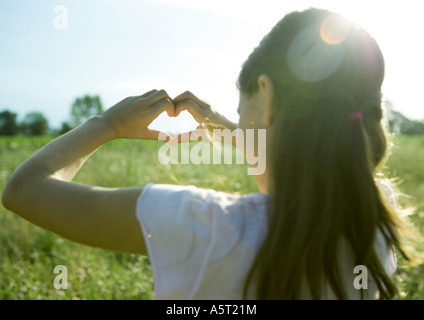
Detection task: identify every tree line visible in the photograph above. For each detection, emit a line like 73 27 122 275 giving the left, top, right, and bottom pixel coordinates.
0 95 103 136
0 97 423 136
384 100 424 136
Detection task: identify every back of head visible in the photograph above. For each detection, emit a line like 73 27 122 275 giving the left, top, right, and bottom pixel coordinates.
238 8 410 299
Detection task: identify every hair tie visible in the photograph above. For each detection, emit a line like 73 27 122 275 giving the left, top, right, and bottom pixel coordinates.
350 112 363 120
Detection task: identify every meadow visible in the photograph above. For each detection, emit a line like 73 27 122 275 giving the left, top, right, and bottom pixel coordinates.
0 134 423 299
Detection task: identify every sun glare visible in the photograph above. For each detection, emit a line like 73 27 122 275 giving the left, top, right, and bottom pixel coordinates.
322 3 383 43
320 14 351 45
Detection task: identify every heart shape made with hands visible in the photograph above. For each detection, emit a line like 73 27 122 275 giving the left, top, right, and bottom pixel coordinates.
149 109 203 144
148 91 224 144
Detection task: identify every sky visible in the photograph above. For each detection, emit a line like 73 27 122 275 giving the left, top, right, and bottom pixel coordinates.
1 0 423 134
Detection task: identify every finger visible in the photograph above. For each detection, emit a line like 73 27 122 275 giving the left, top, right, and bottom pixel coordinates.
150 98 175 117
174 99 195 117
128 90 157 100
146 89 172 104
174 99 203 122
173 91 193 104
145 128 172 142
140 89 158 98
173 91 210 109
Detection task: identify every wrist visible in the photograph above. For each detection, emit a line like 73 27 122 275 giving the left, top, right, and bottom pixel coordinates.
87 116 118 142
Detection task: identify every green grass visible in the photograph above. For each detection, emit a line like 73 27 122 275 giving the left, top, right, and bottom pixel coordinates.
0 137 257 300
382 135 424 299
0 134 423 299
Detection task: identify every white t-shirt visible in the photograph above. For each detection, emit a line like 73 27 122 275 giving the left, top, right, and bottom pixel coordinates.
135 182 397 300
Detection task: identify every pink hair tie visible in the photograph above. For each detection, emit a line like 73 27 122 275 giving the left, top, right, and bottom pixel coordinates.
350 112 363 120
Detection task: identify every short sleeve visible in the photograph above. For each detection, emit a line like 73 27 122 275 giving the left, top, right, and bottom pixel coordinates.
135 183 268 300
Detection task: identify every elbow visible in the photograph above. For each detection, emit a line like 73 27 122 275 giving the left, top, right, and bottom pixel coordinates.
2 180 15 210
2 183 12 210
2 175 23 211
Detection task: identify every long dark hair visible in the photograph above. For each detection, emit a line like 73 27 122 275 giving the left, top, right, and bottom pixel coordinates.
237 8 411 299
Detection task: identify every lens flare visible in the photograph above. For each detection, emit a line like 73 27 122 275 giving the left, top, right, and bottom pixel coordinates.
320 14 352 45
287 14 353 83
287 24 347 83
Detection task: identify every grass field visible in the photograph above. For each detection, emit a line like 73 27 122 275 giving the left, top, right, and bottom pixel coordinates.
0 134 423 299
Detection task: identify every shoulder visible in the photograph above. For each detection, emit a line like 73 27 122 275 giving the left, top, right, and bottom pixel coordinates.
136 183 268 220
136 183 269 245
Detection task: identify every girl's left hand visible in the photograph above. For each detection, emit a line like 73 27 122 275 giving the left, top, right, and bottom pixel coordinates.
100 89 175 140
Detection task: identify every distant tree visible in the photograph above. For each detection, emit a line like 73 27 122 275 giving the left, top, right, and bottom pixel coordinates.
0 110 19 136
70 95 103 127
403 119 424 135
59 121 72 135
387 110 424 135
385 100 424 135
21 112 49 136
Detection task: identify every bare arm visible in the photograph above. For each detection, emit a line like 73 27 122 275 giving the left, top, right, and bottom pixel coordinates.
1 89 174 255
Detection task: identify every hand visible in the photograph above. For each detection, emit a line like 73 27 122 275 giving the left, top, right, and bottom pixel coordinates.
172 91 238 143
100 90 175 140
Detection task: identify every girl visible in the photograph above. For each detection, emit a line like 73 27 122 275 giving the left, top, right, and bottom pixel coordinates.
2 8 412 299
